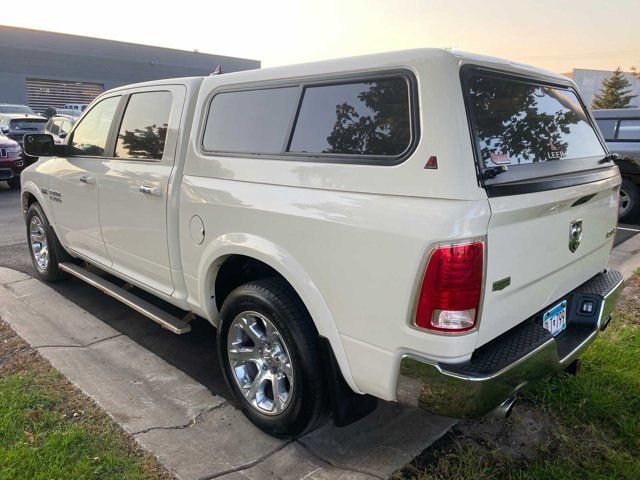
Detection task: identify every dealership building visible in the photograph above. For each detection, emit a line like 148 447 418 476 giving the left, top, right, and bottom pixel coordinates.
0 25 260 112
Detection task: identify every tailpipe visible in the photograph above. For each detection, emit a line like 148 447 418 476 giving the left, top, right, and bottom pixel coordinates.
490 396 517 419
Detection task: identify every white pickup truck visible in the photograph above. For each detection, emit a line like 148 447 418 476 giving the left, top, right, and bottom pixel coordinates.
20 48 624 438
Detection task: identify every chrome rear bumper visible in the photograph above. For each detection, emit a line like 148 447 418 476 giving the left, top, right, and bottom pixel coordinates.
396 269 625 418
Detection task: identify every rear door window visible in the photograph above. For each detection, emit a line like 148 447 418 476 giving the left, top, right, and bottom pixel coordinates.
49 120 60 135
465 71 605 170
114 91 173 160
288 78 411 156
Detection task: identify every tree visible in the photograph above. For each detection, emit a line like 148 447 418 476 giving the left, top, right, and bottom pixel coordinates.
591 68 636 109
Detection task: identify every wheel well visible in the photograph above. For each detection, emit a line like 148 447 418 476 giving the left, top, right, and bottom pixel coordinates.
22 192 38 213
213 254 377 427
214 255 283 311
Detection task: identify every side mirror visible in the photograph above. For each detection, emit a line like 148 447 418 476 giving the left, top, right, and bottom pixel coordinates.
0 125 9 134
23 133 58 157
59 131 67 139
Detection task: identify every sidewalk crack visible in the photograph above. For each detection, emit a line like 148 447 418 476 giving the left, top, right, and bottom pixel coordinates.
3 277 32 286
35 333 123 349
131 401 229 436
198 440 294 480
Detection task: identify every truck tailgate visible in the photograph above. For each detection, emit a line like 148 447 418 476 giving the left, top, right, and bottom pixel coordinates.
477 176 619 346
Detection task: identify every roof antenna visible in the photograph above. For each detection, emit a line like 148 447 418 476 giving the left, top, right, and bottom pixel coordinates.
210 65 222 76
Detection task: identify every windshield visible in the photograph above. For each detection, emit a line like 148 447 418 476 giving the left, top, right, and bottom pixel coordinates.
1 105 34 114
465 72 605 169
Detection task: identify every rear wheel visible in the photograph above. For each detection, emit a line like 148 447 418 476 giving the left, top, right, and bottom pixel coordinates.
217 277 328 438
26 203 69 282
619 178 640 222
7 177 20 190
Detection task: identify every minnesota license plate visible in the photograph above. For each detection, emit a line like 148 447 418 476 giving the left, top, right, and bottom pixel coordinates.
543 300 567 336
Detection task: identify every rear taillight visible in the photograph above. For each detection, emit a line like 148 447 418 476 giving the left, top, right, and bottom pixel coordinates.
414 241 484 333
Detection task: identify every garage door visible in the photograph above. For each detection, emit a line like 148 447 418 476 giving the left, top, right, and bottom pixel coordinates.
26 78 104 113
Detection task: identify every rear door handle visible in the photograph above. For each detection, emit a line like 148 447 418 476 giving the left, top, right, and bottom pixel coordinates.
79 175 96 185
139 185 162 197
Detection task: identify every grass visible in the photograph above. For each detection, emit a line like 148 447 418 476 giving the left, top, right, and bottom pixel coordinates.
0 320 173 480
397 270 640 480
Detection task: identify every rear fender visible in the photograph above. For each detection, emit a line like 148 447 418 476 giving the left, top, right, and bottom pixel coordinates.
197 232 361 393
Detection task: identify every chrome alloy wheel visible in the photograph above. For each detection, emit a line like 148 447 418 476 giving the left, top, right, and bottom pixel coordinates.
29 216 49 270
619 188 630 216
227 311 294 415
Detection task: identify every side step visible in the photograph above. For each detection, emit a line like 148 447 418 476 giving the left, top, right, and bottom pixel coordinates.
58 262 191 334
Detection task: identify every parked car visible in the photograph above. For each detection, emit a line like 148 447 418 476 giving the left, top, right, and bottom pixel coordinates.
593 108 640 221
43 107 82 119
0 113 47 145
0 133 24 189
0 103 36 115
20 49 624 438
44 115 76 144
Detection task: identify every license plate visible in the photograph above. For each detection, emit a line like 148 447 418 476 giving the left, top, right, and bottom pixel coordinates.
543 300 567 336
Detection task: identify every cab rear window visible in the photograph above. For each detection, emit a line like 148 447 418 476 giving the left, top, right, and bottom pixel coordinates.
465 71 605 168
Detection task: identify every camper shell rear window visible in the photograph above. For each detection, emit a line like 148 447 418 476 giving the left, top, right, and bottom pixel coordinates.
461 66 611 195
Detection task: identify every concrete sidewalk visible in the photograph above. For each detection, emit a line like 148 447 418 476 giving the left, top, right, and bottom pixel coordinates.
0 267 455 480
608 229 640 280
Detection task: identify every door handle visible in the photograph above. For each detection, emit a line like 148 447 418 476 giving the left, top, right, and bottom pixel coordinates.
139 185 162 197
79 175 96 185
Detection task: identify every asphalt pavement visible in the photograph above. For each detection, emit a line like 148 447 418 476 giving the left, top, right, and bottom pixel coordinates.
0 183 228 398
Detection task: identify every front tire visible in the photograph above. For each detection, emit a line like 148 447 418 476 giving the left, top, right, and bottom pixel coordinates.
26 203 68 282
217 277 328 438
619 178 640 222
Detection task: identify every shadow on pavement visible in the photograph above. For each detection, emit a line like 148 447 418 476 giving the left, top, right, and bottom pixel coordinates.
0 241 230 400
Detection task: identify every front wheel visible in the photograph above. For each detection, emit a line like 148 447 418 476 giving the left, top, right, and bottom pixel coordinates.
217 277 328 438
26 202 68 282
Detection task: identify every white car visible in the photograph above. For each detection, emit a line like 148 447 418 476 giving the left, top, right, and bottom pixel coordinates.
43 115 76 144
20 48 624 437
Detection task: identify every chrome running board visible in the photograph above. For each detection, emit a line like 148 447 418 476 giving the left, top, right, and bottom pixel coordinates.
58 262 191 334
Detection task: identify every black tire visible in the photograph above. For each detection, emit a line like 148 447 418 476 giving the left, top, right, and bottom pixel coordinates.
619 178 640 223
7 177 20 190
26 202 69 282
217 277 328 438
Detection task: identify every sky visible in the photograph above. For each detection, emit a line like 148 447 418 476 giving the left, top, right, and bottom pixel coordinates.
3 0 639 73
